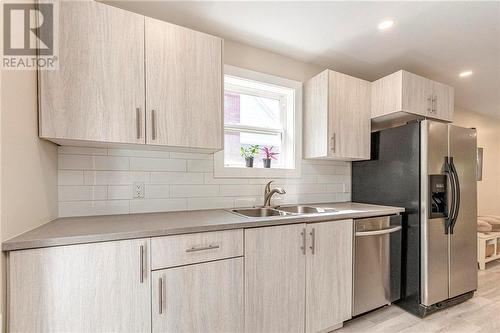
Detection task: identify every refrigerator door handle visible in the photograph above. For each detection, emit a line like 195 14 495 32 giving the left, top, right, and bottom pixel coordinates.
449 159 461 234
444 157 457 234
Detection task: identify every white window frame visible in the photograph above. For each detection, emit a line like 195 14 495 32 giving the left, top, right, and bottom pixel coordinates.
214 65 302 178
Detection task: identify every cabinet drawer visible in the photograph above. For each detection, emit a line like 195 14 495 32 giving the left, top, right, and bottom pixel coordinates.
151 229 243 269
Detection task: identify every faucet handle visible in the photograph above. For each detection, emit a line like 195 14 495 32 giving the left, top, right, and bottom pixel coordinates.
264 180 274 193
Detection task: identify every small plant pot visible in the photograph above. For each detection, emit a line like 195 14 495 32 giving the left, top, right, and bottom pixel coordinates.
245 157 254 168
263 158 271 168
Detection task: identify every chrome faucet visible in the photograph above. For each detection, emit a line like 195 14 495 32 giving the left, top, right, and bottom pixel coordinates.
263 181 286 207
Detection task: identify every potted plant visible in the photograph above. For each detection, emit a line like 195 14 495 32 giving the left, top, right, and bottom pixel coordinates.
261 146 279 168
240 144 260 167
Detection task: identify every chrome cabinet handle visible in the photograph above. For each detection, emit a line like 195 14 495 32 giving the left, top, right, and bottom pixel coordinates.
432 95 437 114
151 109 157 140
309 228 316 255
355 226 402 237
140 245 144 283
330 133 336 153
158 277 163 315
136 107 142 139
301 228 306 255
427 96 432 112
185 244 220 253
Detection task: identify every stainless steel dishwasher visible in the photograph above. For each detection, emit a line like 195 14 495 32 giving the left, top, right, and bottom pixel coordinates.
353 215 402 316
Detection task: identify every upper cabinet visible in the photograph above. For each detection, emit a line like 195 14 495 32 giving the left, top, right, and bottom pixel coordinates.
371 70 454 124
39 2 223 151
304 70 371 161
145 18 223 150
39 1 145 145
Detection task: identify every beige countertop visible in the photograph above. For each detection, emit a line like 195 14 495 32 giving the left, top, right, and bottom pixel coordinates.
2 202 404 251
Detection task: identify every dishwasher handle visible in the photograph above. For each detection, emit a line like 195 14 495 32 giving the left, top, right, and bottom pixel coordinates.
355 226 402 237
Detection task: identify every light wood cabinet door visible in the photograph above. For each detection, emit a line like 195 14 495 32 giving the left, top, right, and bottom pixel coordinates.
39 1 145 144
245 224 306 333
328 71 371 160
145 17 223 150
152 258 243 333
305 220 353 333
304 69 371 161
432 81 454 121
9 239 151 333
401 71 433 117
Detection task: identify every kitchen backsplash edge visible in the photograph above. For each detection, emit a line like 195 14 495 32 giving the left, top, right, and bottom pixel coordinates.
57 146 352 217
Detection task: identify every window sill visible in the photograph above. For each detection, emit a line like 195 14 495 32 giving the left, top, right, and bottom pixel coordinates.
213 152 301 179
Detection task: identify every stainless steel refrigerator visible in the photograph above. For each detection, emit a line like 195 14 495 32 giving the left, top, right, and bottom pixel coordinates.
352 119 477 317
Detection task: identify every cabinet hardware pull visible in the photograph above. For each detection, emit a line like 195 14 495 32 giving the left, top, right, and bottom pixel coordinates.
432 95 437 113
136 107 142 139
427 96 432 112
310 228 316 254
140 245 144 283
158 277 163 315
301 228 306 255
331 133 336 153
185 244 220 253
151 109 157 140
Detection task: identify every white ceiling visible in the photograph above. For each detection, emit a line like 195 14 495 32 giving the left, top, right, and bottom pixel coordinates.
107 1 500 119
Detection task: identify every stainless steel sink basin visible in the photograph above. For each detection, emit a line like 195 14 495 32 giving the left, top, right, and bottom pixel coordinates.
276 205 338 214
231 208 290 218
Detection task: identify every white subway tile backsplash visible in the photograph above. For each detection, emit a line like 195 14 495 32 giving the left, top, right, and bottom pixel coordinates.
170 152 212 160
59 186 107 201
59 155 94 170
93 156 129 170
59 170 84 185
187 197 234 210
108 148 171 158
203 174 248 185
130 157 186 172
219 184 261 196
57 147 351 217
151 172 204 184
59 200 129 217
187 159 213 172
108 185 133 200
84 171 149 185
144 184 170 199
171 185 219 198
58 146 107 156
130 198 187 213
234 196 263 208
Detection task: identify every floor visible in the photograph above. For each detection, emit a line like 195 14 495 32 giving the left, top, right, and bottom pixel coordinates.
339 260 500 333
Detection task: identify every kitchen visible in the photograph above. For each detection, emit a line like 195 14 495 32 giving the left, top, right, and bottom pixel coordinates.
1 1 499 333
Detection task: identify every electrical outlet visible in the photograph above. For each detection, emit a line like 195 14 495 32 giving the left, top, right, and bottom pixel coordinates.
133 183 145 199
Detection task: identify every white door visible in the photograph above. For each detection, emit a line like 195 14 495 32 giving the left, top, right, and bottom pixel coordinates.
245 224 306 333
9 239 151 332
152 258 243 332
145 17 223 150
306 220 353 333
39 1 145 144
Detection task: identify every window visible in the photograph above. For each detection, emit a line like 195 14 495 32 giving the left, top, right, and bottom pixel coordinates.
214 65 302 178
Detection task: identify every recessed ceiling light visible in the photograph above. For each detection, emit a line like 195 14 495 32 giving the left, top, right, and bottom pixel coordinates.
378 20 395 30
459 70 473 77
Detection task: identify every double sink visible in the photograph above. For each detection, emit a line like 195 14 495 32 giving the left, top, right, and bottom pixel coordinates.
231 205 338 218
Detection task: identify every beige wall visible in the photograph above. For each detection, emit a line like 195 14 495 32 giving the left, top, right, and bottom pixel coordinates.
224 39 322 82
454 107 500 216
0 69 59 330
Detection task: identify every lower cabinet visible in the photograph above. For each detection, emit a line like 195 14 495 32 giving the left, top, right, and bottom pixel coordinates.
245 224 307 333
305 220 353 333
245 220 353 333
152 258 244 333
8 238 151 333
